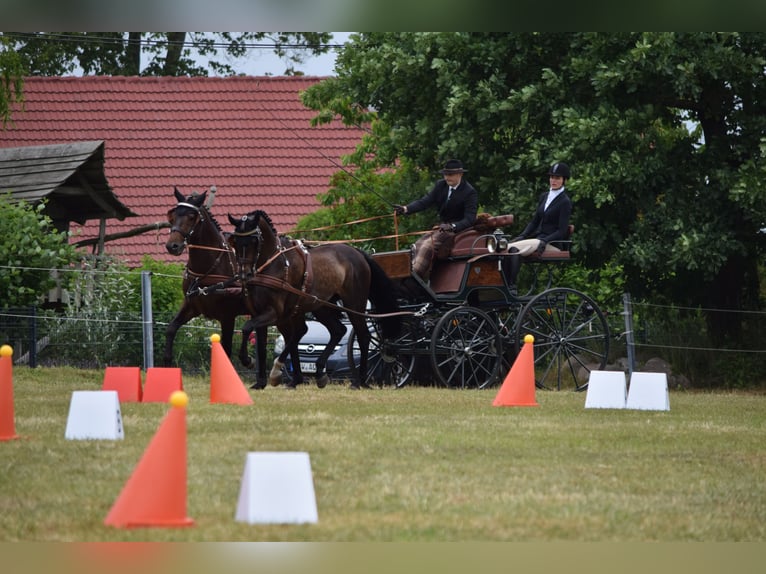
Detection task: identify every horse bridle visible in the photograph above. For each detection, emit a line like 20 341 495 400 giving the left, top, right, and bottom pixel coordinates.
169 201 204 243
231 216 264 278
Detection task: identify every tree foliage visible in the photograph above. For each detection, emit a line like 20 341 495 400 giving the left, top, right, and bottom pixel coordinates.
0 32 333 77
0 35 24 127
301 32 766 342
0 197 79 308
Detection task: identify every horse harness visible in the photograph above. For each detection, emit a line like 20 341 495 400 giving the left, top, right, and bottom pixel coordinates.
170 200 241 297
231 228 414 321
233 226 315 318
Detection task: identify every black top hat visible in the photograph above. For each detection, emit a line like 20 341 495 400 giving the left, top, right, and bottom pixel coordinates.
439 159 467 174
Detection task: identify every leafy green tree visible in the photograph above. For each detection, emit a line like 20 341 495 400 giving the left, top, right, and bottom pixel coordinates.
0 196 79 307
302 32 766 342
0 32 333 77
0 35 24 127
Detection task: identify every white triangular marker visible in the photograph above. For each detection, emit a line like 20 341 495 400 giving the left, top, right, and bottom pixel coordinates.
585 370 627 409
627 372 670 411
235 452 318 524
65 390 124 440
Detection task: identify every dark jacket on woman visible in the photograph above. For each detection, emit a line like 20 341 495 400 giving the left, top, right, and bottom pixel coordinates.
518 190 572 247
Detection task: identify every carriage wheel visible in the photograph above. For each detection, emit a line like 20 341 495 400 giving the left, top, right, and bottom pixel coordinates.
430 306 503 389
347 321 416 389
513 287 609 391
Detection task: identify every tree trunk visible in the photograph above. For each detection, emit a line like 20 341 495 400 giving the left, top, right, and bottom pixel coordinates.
163 33 186 76
124 32 141 75
706 254 747 345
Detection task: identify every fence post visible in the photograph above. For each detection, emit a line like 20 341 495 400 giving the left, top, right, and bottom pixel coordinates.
623 292 635 377
141 271 154 370
29 306 37 368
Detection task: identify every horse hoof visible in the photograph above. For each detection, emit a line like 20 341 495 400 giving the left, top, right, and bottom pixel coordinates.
250 381 266 390
316 374 330 389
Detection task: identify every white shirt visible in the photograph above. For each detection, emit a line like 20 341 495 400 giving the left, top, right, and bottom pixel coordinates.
544 186 565 211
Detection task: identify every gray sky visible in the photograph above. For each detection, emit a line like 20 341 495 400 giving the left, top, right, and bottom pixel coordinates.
235 32 351 77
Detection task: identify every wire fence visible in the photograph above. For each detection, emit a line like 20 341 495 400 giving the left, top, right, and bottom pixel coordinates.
1 264 765 388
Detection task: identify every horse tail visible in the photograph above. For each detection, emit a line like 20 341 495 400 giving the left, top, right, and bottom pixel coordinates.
360 251 401 339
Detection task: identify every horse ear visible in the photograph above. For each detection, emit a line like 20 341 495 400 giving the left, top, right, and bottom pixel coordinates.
173 187 184 202
228 213 239 227
192 190 207 206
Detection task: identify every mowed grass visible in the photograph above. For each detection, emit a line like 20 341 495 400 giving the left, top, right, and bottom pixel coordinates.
1 366 764 542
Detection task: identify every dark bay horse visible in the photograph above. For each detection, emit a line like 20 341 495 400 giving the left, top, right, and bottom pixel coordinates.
228 210 401 389
165 188 268 388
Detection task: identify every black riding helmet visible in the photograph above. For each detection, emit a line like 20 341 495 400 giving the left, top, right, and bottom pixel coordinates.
549 162 570 179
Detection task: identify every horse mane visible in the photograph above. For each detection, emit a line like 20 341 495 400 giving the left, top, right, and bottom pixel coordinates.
245 209 278 236
203 205 225 235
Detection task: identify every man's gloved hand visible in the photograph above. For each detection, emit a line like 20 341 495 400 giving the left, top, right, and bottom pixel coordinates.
438 223 454 232
536 240 547 254
393 204 406 216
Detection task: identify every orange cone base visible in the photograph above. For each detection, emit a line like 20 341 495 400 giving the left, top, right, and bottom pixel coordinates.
111 517 195 529
493 341 539 407
210 341 253 405
1 354 19 440
102 366 143 402
142 368 183 403
104 407 193 529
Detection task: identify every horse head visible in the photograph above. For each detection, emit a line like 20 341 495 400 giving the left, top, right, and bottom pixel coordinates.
228 211 266 275
166 187 208 255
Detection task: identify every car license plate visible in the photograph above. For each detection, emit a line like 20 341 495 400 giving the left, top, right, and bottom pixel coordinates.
300 362 317 373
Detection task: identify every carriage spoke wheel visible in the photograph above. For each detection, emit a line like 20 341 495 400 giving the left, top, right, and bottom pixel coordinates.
430 306 503 389
348 321 416 389
513 287 609 391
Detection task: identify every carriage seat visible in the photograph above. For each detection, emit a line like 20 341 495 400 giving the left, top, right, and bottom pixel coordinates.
448 214 515 258
528 225 574 261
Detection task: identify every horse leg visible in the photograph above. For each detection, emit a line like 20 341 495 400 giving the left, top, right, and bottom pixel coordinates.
219 316 236 359
163 302 198 367
349 315 372 390
269 326 300 387
242 320 269 390
313 309 346 389
238 318 255 370
253 326 269 389
269 321 307 389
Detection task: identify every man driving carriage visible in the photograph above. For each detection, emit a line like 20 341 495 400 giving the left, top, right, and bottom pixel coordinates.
394 159 478 281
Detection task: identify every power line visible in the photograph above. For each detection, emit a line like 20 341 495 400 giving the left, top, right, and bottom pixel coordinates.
2 32 346 52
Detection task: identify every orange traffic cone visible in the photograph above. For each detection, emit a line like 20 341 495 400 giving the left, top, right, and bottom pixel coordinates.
104 391 194 528
493 334 539 407
0 344 20 441
209 334 253 405
102 366 143 402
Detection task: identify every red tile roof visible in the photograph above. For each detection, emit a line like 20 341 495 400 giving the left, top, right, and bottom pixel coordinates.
0 76 364 264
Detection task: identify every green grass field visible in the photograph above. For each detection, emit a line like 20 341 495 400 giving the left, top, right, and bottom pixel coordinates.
1 366 764 542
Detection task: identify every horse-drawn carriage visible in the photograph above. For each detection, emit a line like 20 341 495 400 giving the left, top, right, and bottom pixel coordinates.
352 214 611 391
165 189 609 391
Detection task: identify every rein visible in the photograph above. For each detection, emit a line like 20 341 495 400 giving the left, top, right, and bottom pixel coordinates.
243 273 415 320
